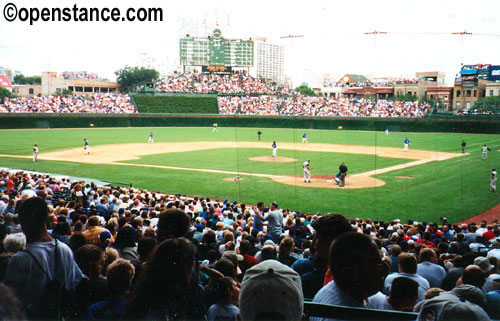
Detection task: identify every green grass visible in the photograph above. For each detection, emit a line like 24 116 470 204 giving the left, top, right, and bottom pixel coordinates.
0 127 499 223
121 148 411 175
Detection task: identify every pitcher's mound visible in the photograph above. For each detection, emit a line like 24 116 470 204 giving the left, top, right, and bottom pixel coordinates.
249 156 297 163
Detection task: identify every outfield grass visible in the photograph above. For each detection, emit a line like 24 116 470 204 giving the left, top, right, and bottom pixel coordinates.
0 127 498 223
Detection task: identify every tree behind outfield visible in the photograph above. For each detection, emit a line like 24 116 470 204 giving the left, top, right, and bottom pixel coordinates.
0 87 15 102
474 96 500 111
13 74 41 85
115 67 159 92
295 85 316 96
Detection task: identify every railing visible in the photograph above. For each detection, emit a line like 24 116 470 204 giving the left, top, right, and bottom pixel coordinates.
304 302 418 321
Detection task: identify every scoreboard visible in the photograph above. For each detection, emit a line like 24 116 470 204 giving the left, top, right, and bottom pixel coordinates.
180 29 254 67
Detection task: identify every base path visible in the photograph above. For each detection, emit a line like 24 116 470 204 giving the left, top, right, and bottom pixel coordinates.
456 203 500 225
0 141 464 189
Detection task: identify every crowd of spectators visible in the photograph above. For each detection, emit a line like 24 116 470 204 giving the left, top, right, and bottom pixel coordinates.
0 94 136 113
457 109 500 116
322 78 418 88
155 71 288 95
0 169 499 320
61 71 108 82
218 96 432 117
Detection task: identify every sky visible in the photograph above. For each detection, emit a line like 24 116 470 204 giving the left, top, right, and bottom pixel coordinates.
1 0 499 86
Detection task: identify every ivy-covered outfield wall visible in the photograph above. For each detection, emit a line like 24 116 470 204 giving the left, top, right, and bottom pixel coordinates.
0 113 499 134
131 94 219 114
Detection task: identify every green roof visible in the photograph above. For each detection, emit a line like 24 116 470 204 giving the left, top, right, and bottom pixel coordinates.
347 74 370 83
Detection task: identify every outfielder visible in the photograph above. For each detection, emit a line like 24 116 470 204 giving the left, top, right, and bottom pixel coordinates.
303 160 312 183
385 127 389 135
213 123 218 132
33 144 38 163
482 144 491 160
272 141 277 157
404 138 410 151
84 138 89 155
302 133 308 144
148 132 154 143
492 168 497 192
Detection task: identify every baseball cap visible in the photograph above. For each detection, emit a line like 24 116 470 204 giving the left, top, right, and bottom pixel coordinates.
264 239 275 247
474 256 494 273
99 231 112 242
239 260 303 321
222 250 243 263
418 293 490 321
449 285 487 309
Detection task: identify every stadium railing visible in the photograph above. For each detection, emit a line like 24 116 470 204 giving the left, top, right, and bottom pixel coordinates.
303 302 418 321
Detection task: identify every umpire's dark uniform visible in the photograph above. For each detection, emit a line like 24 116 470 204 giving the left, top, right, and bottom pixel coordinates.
339 163 348 187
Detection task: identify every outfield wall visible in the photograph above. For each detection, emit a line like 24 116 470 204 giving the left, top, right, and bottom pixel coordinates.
0 114 499 133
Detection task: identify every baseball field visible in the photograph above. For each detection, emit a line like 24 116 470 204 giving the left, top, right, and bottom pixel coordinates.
0 126 498 223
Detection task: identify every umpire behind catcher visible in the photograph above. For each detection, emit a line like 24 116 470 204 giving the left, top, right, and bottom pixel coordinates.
338 162 348 187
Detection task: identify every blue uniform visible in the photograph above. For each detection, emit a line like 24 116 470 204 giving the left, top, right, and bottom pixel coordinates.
404 138 410 151
302 133 308 143
84 139 89 154
272 141 277 157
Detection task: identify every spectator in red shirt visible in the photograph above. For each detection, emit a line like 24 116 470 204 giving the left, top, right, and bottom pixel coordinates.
238 240 258 274
482 226 496 241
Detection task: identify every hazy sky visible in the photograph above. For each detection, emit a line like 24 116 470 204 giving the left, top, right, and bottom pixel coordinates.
1 0 499 86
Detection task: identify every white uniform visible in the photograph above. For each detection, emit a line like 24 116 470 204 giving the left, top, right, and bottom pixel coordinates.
148 133 154 143
385 128 389 135
302 134 308 144
33 146 38 162
482 145 489 160
272 142 277 157
492 170 497 192
303 161 311 182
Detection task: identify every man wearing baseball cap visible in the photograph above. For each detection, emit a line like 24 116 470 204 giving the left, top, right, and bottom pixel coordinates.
239 260 304 321
473 256 497 293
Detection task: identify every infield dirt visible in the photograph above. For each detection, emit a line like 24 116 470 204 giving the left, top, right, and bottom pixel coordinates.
0 141 464 189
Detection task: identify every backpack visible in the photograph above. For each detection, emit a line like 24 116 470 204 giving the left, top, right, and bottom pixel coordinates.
23 240 76 320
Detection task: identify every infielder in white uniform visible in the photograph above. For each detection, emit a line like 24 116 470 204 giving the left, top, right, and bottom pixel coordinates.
33 144 38 163
492 168 497 192
272 141 277 157
302 133 308 144
303 160 312 183
148 132 154 143
482 144 491 160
